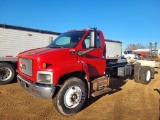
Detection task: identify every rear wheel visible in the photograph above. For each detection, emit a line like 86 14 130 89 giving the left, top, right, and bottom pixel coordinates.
134 64 141 83
0 62 15 85
139 66 152 84
53 77 87 116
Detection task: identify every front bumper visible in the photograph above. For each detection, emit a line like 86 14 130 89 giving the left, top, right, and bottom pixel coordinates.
17 74 56 99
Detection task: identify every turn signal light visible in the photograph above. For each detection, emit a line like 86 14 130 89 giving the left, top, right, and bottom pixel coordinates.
42 63 52 69
42 63 47 69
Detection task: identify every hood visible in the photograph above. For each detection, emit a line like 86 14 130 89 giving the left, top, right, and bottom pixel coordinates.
19 47 57 56
18 47 78 66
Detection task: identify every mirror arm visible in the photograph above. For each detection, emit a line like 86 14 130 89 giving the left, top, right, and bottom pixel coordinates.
78 48 94 56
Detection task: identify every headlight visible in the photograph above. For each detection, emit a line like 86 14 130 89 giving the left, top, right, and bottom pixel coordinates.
37 71 53 84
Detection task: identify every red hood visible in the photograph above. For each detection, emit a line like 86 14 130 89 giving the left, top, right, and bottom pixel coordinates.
19 47 58 56
18 47 78 83
18 47 78 65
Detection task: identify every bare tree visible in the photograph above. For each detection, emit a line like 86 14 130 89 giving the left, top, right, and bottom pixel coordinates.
125 44 136 50
136 44 146 49
125 43 148 50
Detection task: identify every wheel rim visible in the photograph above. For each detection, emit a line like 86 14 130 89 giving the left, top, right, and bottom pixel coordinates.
64 86 82 109
146 70 151 81
0 67 12 81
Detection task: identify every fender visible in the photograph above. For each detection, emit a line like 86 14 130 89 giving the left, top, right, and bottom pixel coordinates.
81 61 90 82
81 61 91 98
53 61 91 98
53 61 84 85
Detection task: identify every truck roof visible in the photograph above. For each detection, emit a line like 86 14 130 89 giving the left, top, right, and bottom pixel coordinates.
0 24 61 35
68 29 122 44
134 49 150 52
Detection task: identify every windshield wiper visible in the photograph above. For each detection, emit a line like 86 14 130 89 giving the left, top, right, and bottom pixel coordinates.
48 45 64 48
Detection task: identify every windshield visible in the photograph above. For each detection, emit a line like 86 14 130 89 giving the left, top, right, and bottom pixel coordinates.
127 51 133 54
48 31 85 48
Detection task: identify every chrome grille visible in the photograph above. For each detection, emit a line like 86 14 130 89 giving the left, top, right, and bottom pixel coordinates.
20 58 33 77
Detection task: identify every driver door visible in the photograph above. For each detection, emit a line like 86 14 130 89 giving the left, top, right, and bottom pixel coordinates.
80 32 106 77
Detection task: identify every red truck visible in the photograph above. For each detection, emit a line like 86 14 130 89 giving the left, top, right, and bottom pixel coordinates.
17 28 154 116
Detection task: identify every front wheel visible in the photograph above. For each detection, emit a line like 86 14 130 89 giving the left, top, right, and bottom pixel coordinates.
53 77 87 116
0 62 15 85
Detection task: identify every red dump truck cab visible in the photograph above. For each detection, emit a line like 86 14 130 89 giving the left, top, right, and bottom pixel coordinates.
17 28 106 100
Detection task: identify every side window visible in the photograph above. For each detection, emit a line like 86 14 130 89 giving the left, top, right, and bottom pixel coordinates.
96 35 101 48
82 32 101 49
83 35 90 48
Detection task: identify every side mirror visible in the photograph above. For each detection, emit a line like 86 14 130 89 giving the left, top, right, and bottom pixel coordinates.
124 51 127 54
90 30 97 48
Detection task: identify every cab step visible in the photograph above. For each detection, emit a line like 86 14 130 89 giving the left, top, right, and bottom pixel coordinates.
91 76 112 97
91 87 112 97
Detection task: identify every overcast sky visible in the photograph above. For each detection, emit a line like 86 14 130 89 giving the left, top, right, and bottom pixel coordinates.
0 0 160 49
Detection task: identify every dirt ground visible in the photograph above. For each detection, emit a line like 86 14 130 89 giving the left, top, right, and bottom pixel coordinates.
1 68 160 120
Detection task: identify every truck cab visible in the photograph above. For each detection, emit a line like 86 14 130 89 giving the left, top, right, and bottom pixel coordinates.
17 28 106 84
122 50 139 59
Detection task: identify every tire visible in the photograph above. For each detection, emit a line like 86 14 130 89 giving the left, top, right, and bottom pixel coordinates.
134 64 141 83
0 62 15 85
53 77 87 116
151 67 154 79
139 66 152 84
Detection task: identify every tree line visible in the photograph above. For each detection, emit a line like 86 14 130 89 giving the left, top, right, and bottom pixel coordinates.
125 44 149 51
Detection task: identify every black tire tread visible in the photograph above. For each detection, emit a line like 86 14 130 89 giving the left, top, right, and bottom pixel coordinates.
139 66 151 84
134 64 141 83
0 62 15 85
53 77 87 116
